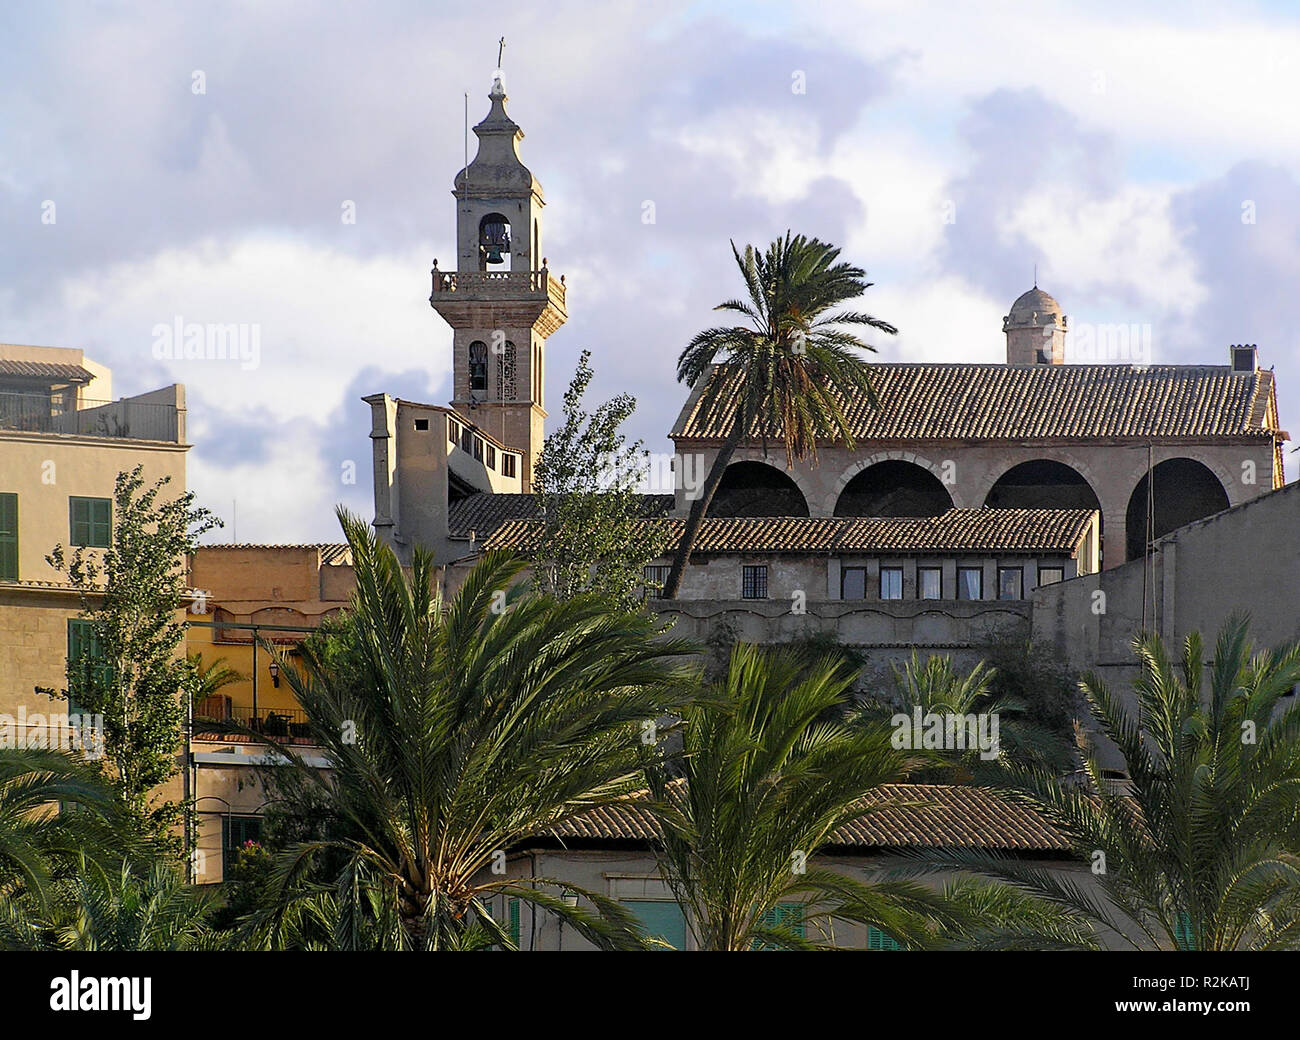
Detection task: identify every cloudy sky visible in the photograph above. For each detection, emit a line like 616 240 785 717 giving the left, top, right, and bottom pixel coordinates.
4 0 1298 542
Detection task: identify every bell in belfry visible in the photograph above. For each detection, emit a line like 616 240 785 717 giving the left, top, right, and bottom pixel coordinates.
480 214 511 265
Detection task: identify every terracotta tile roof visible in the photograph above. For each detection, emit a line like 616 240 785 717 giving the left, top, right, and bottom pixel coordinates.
448 492 675 540
0 359 94 382
548 783 1067 852
193 544 353 565
482 508 1096 555
671 363 1282 442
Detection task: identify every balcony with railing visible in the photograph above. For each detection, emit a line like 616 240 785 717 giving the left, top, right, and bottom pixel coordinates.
429 265 566 311
0 391 184 443
194 697 316 744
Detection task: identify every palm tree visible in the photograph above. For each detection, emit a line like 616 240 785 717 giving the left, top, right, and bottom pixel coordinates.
958 617 1300 950
647 643 971 950
0 748 136 949
185 652 243 709
877 651 1068 774
661 232 895 598
53 860 223 951
246 509 693 950
0 750 123 893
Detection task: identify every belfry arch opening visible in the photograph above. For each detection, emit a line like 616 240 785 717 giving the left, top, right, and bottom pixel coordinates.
985 460 1100 511
478 213 512 270
1125 458 1229 561
834 460 954 517
711 461 809 517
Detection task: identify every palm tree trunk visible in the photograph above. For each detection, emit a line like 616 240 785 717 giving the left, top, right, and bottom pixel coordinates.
660 424 743 599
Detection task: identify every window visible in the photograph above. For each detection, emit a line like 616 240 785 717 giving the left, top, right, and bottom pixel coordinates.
460 427 474 453
957 567 983 601
754 903 805 950
0 493 16 581
879 566 903 600
413 417 429 432
66 618 104 714
485 444 496 470
625 900 686 950
221 814 264 874
742 565 768 600
469 341 488 392
997 567 1023 600
502 454 517 479
642 565 671 597
1037 566 1064 587
508 897 521 947
472 436 484 463
69 497 111 548
448 417 460 442
918 566 942 600
841 566 867 600
480 895 523 949
867 925 902 951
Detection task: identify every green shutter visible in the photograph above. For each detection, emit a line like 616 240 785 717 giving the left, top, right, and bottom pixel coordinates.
0 493 16 580
753 903 806 949
66 618 105 716
627 900 686 950
91 498 111 546
70 497 88 546
508 897 521 948
1174 912 1197 951
867 925 902 950
69 497 111 548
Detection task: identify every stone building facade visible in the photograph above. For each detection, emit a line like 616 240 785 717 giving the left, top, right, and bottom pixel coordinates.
0 344 188 738
374 80 1291 686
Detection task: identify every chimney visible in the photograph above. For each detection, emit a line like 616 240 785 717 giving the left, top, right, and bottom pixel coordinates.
1230 344 1258 375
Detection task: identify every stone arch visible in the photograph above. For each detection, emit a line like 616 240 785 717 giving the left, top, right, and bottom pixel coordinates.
711 460 810 517
1124 457 1230 561
984 458 1102 512
834 459 955 517
832 452 965 510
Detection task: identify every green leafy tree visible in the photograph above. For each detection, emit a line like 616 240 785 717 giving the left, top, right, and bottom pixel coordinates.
957 617 1300 950
662 232 895 598
245 509 693 950
44 465 221 849
531 349 669 610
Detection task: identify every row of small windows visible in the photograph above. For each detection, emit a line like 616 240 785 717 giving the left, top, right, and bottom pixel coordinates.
440 418 518 479
843 564 1064 602
0 493 112 581
640 562 1067 601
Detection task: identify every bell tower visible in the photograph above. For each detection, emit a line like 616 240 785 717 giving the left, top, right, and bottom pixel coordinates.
430 69 566 491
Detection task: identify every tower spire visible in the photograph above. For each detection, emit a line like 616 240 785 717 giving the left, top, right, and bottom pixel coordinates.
433 70 566 492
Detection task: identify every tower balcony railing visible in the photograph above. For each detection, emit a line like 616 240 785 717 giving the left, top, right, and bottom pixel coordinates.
429 265 566 311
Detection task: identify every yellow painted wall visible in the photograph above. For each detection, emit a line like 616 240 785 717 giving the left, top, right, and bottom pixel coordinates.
0 431 187 583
